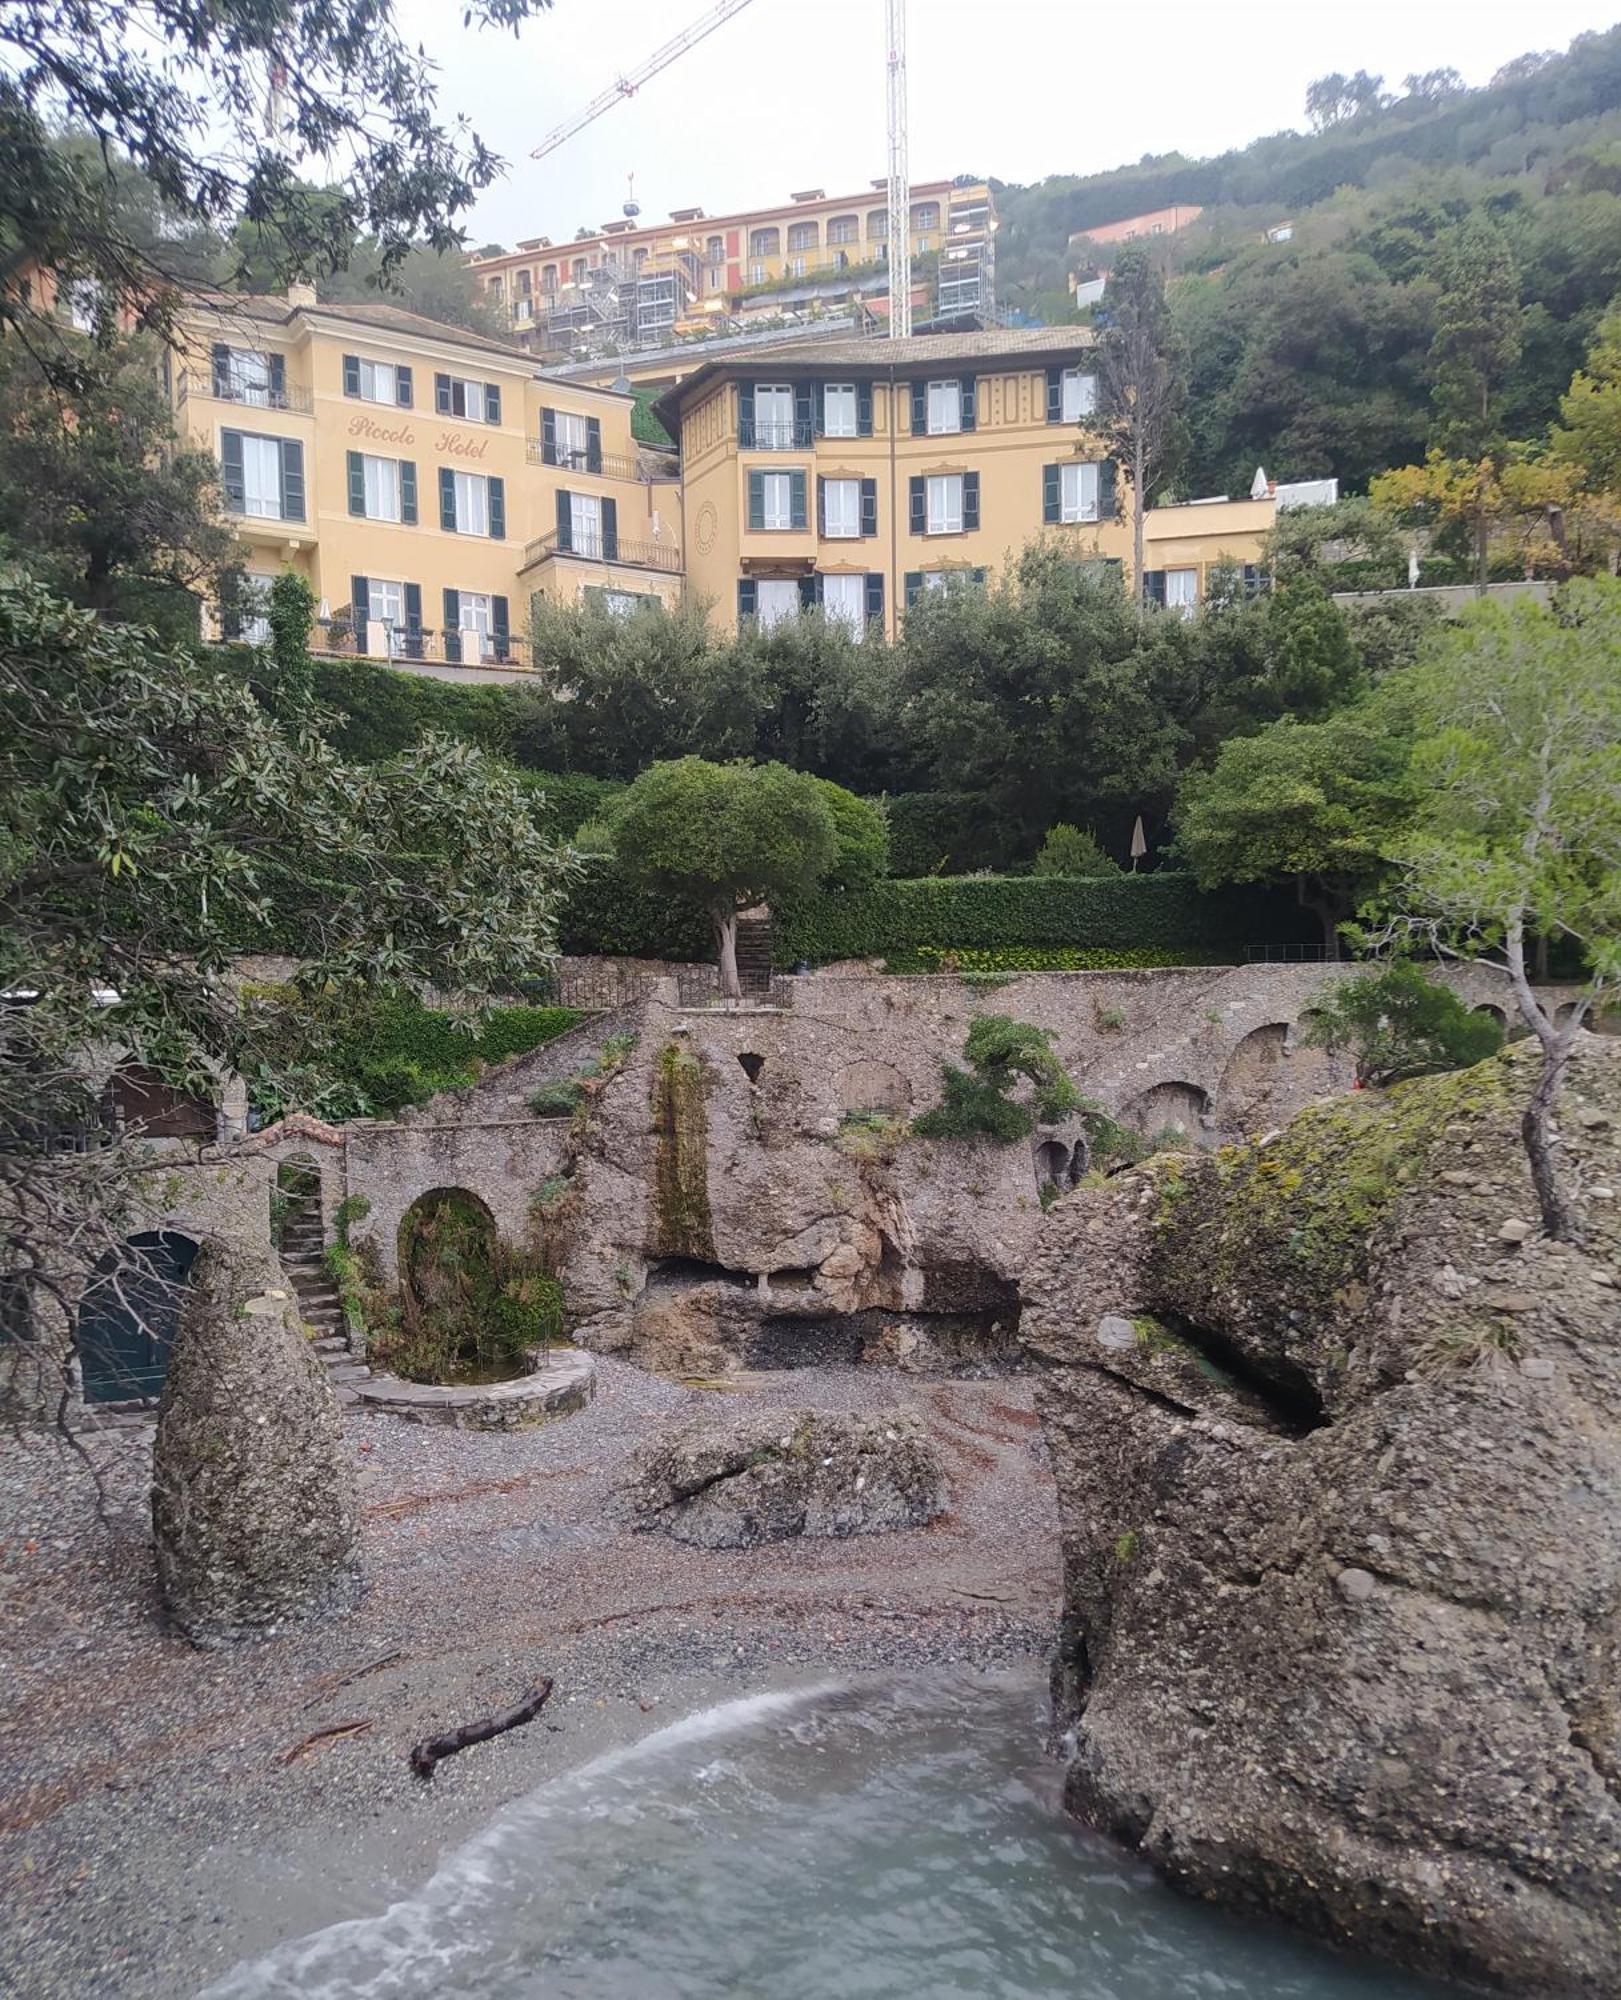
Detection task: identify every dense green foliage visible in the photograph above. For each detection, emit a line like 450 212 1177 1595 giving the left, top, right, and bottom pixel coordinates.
913 1015 1082 1141
882 945 1192 975
389 1189 561 1384
1302 962 1504 1085
775 872 1313 969
816 781 890 891
1032 825 1120 877
316 998 582 1118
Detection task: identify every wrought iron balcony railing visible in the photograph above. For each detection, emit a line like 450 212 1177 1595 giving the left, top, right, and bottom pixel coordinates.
178 371 313 415
526 441 644 480
311 619 530 669
738 417 814 450
522 529 682 575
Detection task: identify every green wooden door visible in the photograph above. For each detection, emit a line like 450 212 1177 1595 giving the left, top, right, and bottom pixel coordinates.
78 1231 198 1403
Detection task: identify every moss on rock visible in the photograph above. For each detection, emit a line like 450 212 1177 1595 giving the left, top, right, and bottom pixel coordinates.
651 1042 715 1260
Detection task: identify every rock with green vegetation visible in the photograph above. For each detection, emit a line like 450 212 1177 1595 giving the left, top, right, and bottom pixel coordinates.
624 1409 945 1548
152 1238 360 1647
1022 1037 1621 1998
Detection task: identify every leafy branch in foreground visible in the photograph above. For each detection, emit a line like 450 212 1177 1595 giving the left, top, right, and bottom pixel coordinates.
1302 960 1504 1087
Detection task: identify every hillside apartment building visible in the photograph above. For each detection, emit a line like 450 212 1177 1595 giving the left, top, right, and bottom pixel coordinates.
114 284 1279 665
468 178 997 363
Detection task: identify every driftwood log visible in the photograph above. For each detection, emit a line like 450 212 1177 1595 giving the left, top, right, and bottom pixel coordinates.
409 1677 555 1780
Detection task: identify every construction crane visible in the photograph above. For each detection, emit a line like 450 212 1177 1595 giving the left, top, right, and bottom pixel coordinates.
528 0 914 341
884 0 910 338
530 0 761 162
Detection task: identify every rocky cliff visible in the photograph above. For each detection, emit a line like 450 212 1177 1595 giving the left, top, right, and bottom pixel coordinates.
1022 1038 1621 1997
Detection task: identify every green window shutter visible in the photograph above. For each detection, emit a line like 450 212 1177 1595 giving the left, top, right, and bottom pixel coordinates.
738 382 755 447
860 478 877 537
268 353 286 405
790 471 807 531
488 475 506 539
396 364 413 408
586 415 602 473
212 342 232 396
556 488 572 552
435 372 452 415
798 575 819 609
909 476 925 535
403 581 422 638
443 587 461 662
910 381 925 434
794 382 813 442
816 476 827 538
1043 464 1061 524
347 450 366 516
747 469 765 531
400 459 418 525
484 382 502 425
865 572 884 625
963 471 980 532
857 381 873 435
542 408 557 465
813 382 825 435
904 571 923 607
959 373 977 432
971 568 987 587
1099 459 1118 520
342 353 361 397
492 595 510 660
350 576 369 631
279 439 305 521
439 467 457 532
737 578 756 624
601 496 618 560
1145 570 1167 605
1046 366 1062 423
220 429 245 512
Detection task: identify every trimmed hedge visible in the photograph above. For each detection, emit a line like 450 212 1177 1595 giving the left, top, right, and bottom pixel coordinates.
325 1000 583 1117
883 791 1024 877
882 945 1208 974
513 769 626 839
558 859 712 961
774 872 1318 969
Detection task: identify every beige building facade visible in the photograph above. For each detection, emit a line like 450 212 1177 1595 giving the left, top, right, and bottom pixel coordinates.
654 327 1132 642
1142 496 1274 613
170 289 683 669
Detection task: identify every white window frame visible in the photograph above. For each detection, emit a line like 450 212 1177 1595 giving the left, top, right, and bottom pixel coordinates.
823 477 861 539
821 572 865 638
226 349 272 406
1061 367 1098 421
926 473 964 536
760 472 795 532
367 578 406 632
601 589 646 619
555 410 590 466
749 260 767 285
238 434 285 520
452 470 490 537
458 590 492 659
357 357 398 404
1165 567 1199 617
756 578 800 630
455 376 487 422
361 453 401 522
754 382 794 449
822 383 858 438
926 378 963 435
1060 462 1100 525
570 491 603 558
241 570 277 645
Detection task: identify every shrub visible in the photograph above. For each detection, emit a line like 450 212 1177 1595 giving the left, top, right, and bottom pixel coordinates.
775 872 1314 968
913 1014 1081 1141
323 999 583 1117
528 1078 585 1117
1032 824 1120 877
512 769 627 839
1302 961 1505 1085
816 780 890 890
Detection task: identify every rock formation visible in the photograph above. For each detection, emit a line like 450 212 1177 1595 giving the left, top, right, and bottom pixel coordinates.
1022 1037 1621 1998
152 1238 361 1646
624 1408 946 1547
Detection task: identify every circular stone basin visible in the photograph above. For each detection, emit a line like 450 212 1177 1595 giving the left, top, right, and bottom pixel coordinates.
353 1347 595 1431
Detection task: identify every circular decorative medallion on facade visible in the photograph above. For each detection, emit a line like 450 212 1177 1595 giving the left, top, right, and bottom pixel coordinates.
695 501 719 555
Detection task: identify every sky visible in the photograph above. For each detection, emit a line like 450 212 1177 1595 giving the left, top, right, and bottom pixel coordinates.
397 0 1621 251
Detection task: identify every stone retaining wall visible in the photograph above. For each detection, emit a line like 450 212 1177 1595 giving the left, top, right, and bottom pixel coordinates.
352 1346 595 1429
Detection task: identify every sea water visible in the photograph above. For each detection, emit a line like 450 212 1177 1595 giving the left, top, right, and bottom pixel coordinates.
204 1671 1454 2000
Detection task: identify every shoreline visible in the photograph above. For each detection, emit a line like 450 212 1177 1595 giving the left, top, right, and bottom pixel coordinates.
0 1357 1059 1998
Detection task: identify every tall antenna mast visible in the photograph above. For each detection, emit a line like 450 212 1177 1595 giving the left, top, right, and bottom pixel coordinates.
885 0 911 338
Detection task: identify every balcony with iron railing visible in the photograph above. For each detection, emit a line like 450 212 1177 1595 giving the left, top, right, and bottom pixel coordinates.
313 617 532 670
526 440 645 480
177 371 314 416
739 416 815 451
521 529 682 575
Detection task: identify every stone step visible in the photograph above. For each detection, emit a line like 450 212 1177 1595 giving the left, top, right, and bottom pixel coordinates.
293 1285 341 1307
312 1335 349 1354
325 1362 372 1385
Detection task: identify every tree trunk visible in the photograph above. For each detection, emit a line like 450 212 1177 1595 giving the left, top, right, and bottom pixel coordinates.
1475 511 1489 597
715 909 741 1003
1132 428 1147 603
1505 918 1583 1243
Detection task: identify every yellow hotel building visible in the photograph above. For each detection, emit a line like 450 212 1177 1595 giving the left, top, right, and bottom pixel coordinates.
169 286 683 668
653 328 1131 641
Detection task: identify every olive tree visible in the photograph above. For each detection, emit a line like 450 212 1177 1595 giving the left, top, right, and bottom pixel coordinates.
608 758 836 1000
1365 582 1621 1240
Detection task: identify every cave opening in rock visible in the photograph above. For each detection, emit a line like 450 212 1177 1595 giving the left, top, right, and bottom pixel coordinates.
643 1255 754 1291
737 1052 765 1084
1148 1306 1328 1436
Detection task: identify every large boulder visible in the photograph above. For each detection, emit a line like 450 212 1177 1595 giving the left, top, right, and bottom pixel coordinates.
624 1408 946 1547
152 1238 360 1646
1022 1038 1621 1998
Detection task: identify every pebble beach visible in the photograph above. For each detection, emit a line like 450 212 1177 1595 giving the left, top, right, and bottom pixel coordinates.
0 1357 1060 1999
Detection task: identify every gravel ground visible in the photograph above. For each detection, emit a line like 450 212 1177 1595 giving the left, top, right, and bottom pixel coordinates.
0 1357 1060 1999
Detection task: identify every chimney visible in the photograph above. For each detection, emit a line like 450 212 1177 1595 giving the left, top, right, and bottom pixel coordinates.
285 280 317 310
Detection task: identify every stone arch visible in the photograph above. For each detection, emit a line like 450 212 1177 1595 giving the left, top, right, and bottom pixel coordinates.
397 1188 498 1325
272 1151 323 1254
1218 1023 1291 1134
1121 1080 1211 1145
1034 1138 1071 1188
834 1059 911 1117
1472 1003 1508 1031
77 1229 200 1403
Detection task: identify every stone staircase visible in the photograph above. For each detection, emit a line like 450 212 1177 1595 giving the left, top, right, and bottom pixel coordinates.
278 1199 373 1405
735 912 774 996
